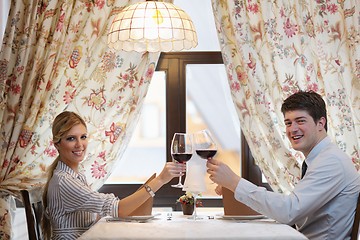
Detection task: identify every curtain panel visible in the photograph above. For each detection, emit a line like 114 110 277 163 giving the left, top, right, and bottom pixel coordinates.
0 0 161 238
211 0 360 193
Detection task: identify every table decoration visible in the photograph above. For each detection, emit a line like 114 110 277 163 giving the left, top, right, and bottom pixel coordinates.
177 192 202 215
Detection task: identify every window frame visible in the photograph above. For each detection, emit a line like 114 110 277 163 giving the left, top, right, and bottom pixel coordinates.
99 52 268 209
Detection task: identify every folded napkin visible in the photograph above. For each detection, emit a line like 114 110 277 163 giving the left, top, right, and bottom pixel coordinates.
222 187 260 216
129 173 156 216
182 155 207 194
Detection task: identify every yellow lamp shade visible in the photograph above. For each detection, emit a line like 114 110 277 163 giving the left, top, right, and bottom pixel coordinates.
108 1 198 52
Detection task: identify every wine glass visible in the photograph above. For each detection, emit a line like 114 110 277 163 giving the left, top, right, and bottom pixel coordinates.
171 133 193 188
191 191 201 220
193 129 217 160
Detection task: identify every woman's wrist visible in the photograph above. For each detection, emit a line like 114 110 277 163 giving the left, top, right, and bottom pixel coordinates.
148 178 163 193
143 184 155 197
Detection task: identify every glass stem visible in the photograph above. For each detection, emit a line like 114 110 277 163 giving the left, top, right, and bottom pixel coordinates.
178 174 182 184
193 194 197 220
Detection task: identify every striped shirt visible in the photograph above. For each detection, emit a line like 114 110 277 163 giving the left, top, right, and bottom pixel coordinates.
46 161 119 240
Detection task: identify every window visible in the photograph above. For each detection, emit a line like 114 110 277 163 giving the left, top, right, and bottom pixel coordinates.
185 64 241 197
102 52 243 208
100 0 271 206
105 72 167 184
0 0 10 42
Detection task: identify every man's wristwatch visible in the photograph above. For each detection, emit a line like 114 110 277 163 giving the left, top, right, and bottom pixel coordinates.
144 184 155 197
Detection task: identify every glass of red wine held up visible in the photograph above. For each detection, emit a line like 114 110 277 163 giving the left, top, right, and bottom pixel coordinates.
194 129 217 160
171 133 193 188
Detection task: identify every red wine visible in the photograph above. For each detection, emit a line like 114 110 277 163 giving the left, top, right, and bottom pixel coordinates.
172 153 192 163
196 150 217 159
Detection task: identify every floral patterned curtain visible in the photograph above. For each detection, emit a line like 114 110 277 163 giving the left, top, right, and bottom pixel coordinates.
0 0 161 238
211 0 360 193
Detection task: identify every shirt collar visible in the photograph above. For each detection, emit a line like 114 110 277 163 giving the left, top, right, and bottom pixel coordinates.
304 136 331 166
57 160 80 179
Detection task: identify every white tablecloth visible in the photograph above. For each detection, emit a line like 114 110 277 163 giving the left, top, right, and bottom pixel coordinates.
78 210 308 240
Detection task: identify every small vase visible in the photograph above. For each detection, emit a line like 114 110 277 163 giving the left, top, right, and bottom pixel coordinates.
181 204 194 215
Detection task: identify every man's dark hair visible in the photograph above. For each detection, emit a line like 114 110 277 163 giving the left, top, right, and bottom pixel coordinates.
281 91 327 131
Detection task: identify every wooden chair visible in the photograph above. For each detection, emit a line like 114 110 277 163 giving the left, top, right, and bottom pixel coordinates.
20 187 44 240
351 193 360 240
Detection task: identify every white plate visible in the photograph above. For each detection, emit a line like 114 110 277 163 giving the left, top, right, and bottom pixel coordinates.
220 215 265 220
106 213 161 222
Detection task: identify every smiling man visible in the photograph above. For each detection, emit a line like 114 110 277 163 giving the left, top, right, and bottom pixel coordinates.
207 91 360 240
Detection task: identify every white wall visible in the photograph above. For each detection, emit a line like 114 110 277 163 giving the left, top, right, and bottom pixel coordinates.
174 0 220 51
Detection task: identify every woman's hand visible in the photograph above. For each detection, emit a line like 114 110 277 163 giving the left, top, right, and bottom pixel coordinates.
157 162 187 185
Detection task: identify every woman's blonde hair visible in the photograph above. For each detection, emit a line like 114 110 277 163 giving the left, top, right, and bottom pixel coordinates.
42 111 86 239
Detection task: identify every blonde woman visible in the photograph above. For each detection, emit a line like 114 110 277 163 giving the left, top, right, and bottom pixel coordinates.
42 111 186 240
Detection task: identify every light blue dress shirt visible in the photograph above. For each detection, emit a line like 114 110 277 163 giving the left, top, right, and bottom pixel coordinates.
235 136 360 240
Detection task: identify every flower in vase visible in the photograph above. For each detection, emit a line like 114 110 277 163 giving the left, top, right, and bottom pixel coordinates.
177 192 203 207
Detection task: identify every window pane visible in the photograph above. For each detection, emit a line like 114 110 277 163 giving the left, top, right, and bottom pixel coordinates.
0 0 10 42
186 64 241 197
106 72 166 183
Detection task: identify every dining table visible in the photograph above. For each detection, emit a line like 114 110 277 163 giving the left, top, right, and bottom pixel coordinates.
78 208 308 240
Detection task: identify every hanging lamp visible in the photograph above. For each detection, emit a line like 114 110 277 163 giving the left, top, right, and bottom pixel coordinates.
107 1 198 52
